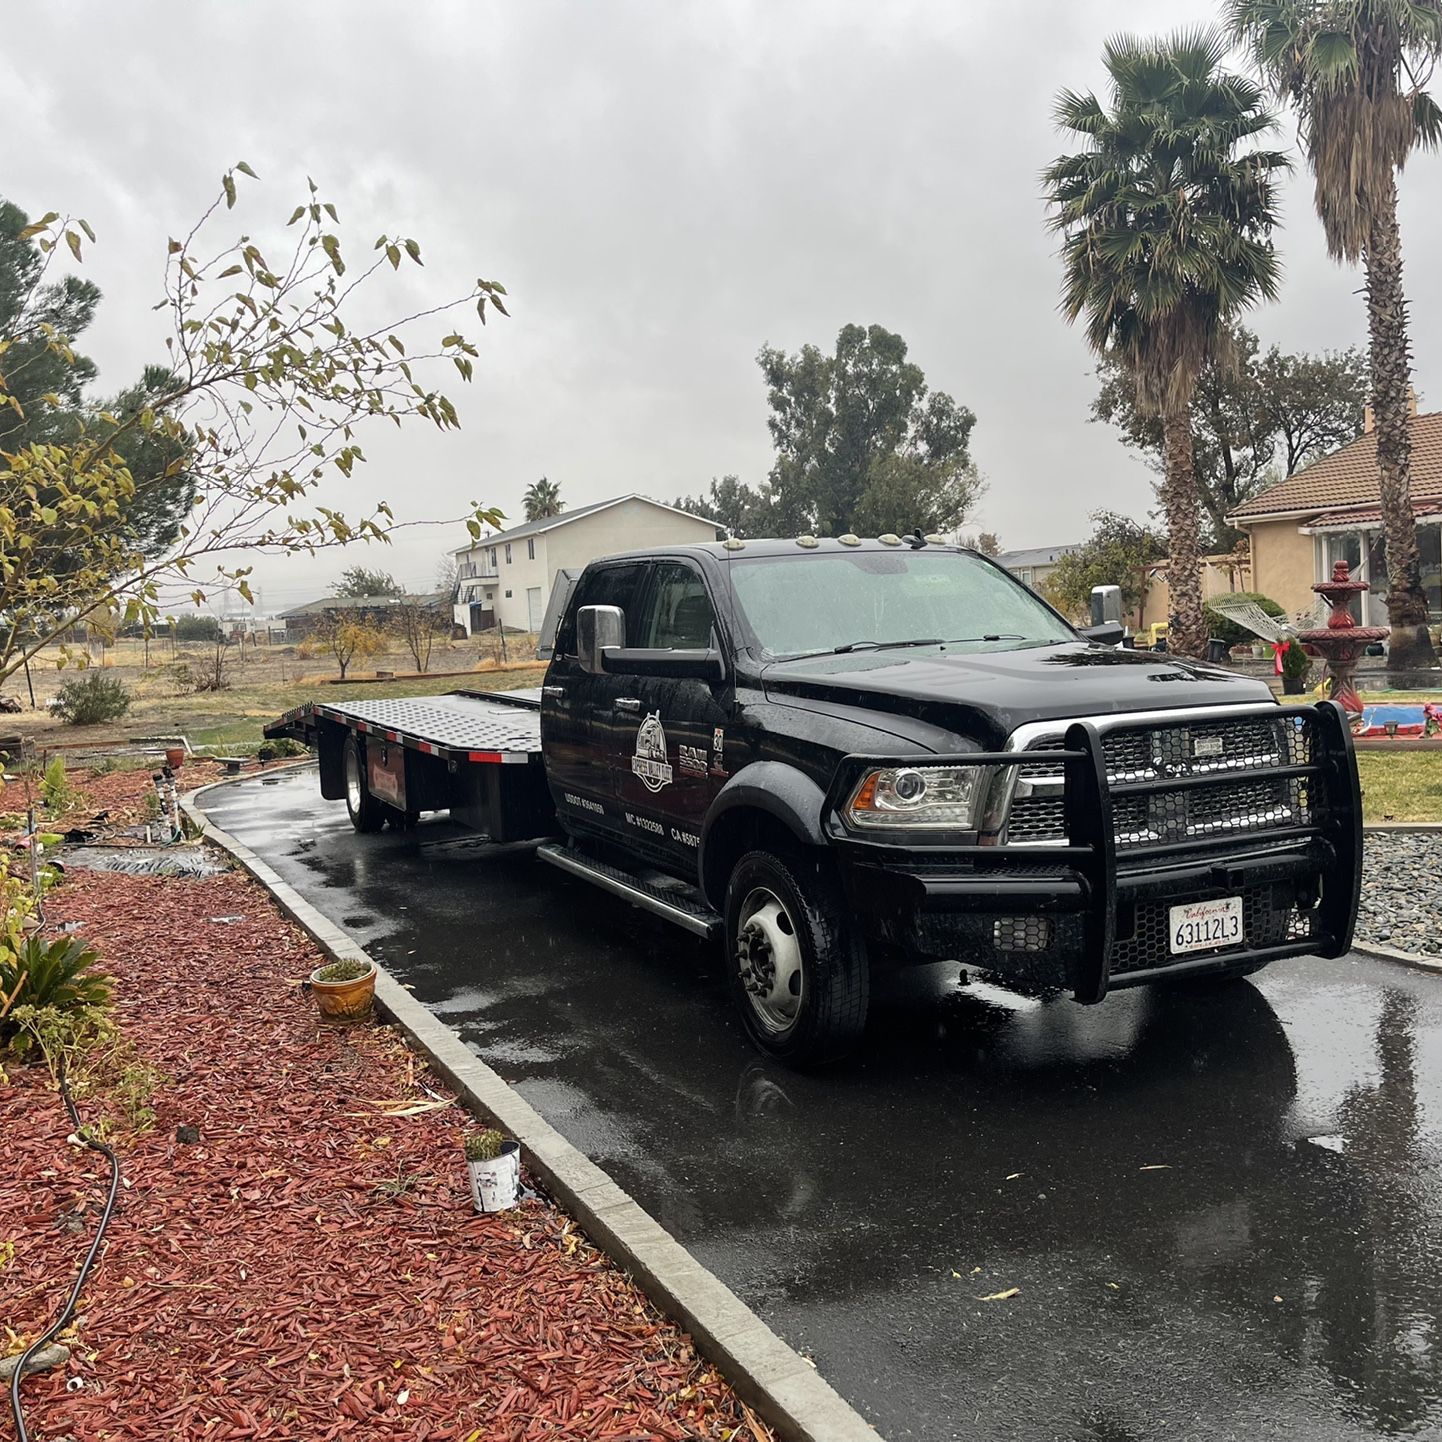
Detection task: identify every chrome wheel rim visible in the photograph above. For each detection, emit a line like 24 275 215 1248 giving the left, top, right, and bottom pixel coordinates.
345 744 363 813
736 886 803 1033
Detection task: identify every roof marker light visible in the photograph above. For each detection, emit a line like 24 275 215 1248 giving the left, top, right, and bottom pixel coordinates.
924 533 947 545
723 536 746 551
796 534 819 548
878 533 901 546
838 533 861 546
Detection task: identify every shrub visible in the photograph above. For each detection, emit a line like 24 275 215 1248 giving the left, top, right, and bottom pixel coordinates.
52 671 132 726
1281 639 1312 683
1203 593 1286 649
41 755 75 814
1 934 113 1079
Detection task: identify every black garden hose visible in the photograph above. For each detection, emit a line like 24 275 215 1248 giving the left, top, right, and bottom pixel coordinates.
7 1056 120 1442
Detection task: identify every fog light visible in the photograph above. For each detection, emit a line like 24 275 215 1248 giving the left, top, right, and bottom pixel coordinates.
993 917 1052 952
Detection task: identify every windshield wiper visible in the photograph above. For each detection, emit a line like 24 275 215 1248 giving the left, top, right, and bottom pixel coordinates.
830 637 944 655
943 633 1025 644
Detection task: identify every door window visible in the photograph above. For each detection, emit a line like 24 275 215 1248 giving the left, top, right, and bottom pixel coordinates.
633 562 716 649
555 563 647 656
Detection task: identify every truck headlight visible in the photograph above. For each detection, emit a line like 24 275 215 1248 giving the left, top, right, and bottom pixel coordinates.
845 765 988 830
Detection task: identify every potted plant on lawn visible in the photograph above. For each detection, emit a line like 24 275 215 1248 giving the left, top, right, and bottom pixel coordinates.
464 1128 521 1213
1279 638 1312 696
308 958 377 1022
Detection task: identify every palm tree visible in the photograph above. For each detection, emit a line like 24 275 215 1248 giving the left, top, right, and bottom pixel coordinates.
1231 0 1442 674
522 476 564 522
1043 30 1288 657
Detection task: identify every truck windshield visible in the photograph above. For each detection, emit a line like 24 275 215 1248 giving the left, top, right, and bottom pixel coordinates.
728 550 1075 658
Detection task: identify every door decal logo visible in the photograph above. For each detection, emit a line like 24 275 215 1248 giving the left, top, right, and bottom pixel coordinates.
632 712 674 793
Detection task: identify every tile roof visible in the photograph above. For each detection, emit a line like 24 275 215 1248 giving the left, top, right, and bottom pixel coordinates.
1304 502 1442 529
1230 411 1442 520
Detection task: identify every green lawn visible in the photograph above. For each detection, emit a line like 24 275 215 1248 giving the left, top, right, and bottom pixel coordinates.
1356 750 1442 824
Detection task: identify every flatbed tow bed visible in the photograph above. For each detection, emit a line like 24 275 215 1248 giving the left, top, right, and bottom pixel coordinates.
265 689 553 843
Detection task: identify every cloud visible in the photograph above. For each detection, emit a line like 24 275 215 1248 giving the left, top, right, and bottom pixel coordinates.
3 0 1437 606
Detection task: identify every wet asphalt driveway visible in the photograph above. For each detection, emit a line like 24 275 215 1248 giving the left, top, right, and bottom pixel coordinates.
202 769 1442 1442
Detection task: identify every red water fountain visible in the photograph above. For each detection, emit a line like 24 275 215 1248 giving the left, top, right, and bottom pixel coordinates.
1296 560 1388 717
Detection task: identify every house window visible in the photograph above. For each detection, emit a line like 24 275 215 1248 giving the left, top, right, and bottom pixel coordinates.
505 544 512 564
488 546 497 568
504 589 513 599
527 538 535 560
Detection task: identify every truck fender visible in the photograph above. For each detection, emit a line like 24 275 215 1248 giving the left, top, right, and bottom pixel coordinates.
699 762 826 906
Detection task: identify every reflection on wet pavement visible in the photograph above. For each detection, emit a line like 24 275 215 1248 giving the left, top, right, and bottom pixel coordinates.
203 769 1442 1442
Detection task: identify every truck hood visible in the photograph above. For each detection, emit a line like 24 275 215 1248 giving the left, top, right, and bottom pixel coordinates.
760 642 1274 750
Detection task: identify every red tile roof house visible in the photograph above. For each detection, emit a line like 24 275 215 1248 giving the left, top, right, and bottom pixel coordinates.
1226 407 1442 635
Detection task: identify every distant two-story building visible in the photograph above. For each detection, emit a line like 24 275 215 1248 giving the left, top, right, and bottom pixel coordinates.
450 494 720 635
994 543 1083 590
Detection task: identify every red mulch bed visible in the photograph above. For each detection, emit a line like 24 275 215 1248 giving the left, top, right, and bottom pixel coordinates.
1 862 770 1441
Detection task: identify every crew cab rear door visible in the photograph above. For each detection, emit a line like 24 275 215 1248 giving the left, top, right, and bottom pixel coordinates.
606 558 731 868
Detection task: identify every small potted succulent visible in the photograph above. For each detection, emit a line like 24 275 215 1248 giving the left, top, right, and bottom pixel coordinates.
464 1128 521 1213
308 958 377 1022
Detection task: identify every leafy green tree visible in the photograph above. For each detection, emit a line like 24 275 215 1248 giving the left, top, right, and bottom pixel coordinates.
1093 324 1369 547
757 323 982 536
0 201 193 570
672 474 775 537
958 530 1001 556
0 169 506 685
1044 30 1288 657
333 566 402 598
170 613 219 641
522 475 563 521
1231 0 1442 673
1042 510 1167 619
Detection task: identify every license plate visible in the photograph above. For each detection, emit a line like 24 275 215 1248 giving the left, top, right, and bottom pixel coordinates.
1168 896 1243 956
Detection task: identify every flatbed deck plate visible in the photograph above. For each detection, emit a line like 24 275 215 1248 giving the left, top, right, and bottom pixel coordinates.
267 690 542 763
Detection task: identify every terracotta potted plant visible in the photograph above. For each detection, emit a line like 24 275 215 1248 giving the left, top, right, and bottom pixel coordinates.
308 958 377 1022
464 1128 521 1213
165 746 186 770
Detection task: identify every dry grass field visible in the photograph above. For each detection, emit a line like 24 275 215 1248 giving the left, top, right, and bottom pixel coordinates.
0 632 546 752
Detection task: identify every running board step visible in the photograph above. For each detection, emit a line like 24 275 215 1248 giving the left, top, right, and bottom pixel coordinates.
536 843 722 940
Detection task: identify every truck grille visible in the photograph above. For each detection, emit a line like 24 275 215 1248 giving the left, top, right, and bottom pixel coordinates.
1004 711 1316 851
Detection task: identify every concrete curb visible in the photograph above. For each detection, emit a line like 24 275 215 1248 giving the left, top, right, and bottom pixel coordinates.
1348 940 1442 974
180 773 880 1442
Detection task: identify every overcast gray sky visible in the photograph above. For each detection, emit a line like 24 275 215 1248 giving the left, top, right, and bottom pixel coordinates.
6 0 1439 613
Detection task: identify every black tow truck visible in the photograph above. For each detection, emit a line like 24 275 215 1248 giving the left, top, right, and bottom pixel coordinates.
266 535 1363 1063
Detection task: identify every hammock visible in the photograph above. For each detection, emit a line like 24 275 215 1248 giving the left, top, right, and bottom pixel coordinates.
1206 594 1294 644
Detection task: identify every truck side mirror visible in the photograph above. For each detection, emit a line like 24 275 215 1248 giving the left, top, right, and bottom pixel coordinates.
577 604 625 675
1078 621 1126 646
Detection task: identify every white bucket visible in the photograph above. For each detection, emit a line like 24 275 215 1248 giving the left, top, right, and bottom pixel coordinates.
468 1141 521 1213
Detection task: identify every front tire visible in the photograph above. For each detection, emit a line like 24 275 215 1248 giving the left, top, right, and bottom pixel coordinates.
725 849 869 1065
343 734 384 833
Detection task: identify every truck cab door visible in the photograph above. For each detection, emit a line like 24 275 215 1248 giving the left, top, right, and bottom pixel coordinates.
607 560 731 871
540 561 645 835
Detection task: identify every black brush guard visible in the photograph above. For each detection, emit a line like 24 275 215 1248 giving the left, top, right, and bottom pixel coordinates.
824 700 1363 1002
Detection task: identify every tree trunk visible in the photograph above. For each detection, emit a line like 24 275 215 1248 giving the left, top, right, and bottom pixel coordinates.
1162 405 1207 659
1365 172 1438 677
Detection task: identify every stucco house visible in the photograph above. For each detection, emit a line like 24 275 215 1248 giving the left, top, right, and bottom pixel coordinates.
1227 406 1442 628
450 494 720 635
